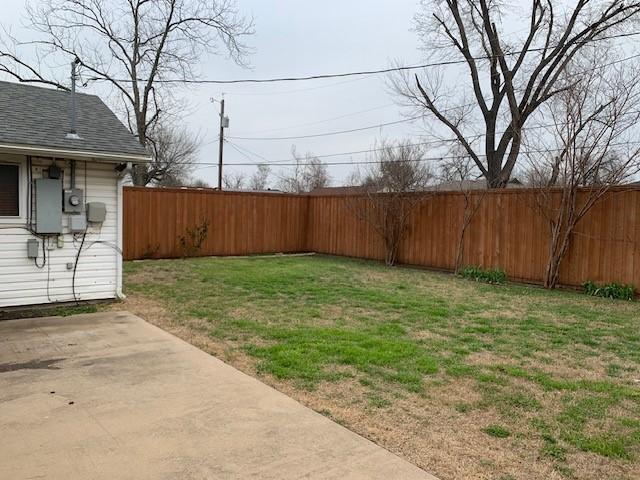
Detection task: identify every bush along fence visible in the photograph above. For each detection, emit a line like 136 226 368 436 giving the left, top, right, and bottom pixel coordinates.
123 186 640 292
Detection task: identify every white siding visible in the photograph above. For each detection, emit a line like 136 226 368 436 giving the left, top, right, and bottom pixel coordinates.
0 154 122 307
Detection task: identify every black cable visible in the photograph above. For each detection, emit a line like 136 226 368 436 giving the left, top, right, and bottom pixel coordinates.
225 140 270 162
228 116 423 141
46 242 53 302
236 103 396 136
33 237 46 269
213 75 373 96
225 53 640 143
84 31 640 85
27 156 32 230
85 240 123 256
225 141 261 165
72 231 87 304
194 139 640 170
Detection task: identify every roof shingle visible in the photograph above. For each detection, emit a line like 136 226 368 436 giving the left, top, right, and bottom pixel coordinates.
0 81 149 158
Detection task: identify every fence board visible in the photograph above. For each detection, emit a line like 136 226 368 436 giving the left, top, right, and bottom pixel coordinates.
124 186 640 289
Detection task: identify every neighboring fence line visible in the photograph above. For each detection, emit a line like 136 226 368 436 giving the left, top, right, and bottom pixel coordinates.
123 186 640 289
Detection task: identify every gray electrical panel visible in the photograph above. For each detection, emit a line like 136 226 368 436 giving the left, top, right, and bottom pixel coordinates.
64 188 84 214
86 202 107 223
35 178 62 234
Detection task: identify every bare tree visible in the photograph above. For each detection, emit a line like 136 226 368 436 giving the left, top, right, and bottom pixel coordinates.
394 0 640 188
526 47 640 288
223 171 246 190
0 0 253 148
189 178 211 188
351 140 434 266
438 146 486 273
132 122 200 186
249 164 271 190
278 147 330 193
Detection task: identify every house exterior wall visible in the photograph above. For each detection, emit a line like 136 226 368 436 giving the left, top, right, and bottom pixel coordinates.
0 153 122 308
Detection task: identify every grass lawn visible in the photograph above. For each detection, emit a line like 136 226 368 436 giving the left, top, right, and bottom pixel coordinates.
120 255 640 480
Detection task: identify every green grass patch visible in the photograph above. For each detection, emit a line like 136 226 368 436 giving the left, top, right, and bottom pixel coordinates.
124 255 640 466
49 305 99 316
482 424 511 438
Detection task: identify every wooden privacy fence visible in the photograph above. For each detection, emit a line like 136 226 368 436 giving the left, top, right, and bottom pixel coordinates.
124 186 640 289
123 187 308 260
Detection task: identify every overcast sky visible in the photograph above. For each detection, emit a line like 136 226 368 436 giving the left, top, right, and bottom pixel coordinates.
4 1 639 187
2 0 426 187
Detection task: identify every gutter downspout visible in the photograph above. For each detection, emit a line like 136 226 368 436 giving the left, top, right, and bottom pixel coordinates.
115 162 132 300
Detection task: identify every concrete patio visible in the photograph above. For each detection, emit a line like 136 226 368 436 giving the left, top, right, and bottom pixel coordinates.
0 311 436 479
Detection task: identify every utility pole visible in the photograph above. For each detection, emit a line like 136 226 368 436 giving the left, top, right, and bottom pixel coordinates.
217 98 226 190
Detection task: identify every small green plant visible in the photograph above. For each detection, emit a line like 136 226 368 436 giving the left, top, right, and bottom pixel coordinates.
368 394 392 408
460 266 507 284
482 424 511 438
178 219 210 258
583 281 635 301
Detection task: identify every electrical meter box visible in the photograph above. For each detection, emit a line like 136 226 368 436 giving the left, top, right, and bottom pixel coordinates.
35 178 62 234
86 202 107 223
64 188 84 214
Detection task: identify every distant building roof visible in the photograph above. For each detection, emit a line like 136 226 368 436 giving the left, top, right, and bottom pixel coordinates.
152 186 287 194
0 81 150 160
432 178 525 191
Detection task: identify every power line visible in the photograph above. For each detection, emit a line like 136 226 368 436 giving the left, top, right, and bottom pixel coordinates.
189 139 640 170
201 106 640 171
228 115 423 141
216 75 373 96
221 52 640 143
182 50 640 171
225 139 270 163
236 103 396 135
223 105 640 159
87 30 640 85
225 140 261 165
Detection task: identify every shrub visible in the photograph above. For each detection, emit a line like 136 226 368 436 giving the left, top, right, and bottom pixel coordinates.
583 281 635 301
460 266 507 285
179 219 210 258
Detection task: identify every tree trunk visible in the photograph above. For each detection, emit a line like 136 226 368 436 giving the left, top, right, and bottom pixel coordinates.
544 217 560 289
544 222 573 289
485 151 502 188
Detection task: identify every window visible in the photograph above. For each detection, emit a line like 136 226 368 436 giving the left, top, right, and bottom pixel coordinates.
0 164 20 216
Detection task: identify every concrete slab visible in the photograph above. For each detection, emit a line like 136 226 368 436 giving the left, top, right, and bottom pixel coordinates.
0 312 436 480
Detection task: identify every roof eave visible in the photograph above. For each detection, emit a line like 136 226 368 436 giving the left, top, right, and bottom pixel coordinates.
0 142 151 163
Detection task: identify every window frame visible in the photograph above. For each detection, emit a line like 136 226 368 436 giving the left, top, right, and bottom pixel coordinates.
0 155 27 224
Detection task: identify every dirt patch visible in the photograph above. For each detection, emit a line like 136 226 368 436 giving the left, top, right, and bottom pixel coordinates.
125 268 180 285
410 330 448 342
467 349 639 384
